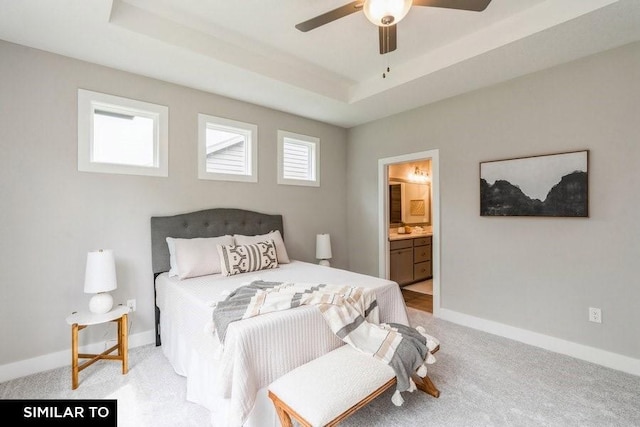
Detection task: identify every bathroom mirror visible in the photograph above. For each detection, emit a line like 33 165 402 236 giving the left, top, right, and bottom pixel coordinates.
389 181 431 226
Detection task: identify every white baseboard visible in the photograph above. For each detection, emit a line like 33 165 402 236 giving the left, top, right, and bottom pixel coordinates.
438 308 640 377
0 329 156 383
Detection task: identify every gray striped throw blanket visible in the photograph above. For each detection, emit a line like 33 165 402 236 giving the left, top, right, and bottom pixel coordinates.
212 280 438 405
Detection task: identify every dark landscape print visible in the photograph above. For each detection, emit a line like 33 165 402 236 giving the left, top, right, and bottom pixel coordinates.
480 151 588 217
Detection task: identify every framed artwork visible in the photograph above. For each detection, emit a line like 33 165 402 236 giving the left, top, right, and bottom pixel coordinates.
480 150 588 217
410 199 425 216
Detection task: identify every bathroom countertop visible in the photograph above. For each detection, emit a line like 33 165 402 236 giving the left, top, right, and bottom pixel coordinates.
388 229 433 241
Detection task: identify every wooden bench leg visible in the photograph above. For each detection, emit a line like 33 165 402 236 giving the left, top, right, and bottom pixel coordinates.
268 390 301 427
413 344 440 398
413 374 440 398
274 405 294 427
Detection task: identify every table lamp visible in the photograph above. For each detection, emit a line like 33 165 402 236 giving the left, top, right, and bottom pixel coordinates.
316 234 332 267
84 249 117 314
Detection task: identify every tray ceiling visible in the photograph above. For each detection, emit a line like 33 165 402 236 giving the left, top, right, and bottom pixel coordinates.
0 0 638 127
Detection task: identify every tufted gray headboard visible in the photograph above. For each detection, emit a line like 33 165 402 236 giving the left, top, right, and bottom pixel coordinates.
150 208 284 345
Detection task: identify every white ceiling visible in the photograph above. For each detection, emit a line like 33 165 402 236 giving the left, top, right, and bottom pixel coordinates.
1 0 639 128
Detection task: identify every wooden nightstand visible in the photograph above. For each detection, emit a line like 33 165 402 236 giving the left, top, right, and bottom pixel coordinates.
65 305 130 390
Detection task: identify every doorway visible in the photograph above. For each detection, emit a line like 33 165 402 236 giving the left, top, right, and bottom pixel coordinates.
378 150 440 316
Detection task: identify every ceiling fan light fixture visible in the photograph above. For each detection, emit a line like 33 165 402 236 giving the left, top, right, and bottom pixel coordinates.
363 0 412 27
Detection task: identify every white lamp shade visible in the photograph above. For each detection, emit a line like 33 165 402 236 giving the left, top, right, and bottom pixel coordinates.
316 234 332 260
84 249 117 294
363 0 412 26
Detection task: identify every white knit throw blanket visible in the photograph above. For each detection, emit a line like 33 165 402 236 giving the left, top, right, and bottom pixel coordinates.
211 280 439 406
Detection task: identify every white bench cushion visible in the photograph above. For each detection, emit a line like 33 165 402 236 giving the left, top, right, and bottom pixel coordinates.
268 345 395 426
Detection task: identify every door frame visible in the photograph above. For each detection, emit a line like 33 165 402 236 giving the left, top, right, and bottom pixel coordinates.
378 149 440 316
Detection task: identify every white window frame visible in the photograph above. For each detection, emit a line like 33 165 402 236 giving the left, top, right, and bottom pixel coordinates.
277 130 320 187
198 114 258 183
77 89 168 177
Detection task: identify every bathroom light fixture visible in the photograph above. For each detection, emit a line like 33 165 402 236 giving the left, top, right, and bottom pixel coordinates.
363 0 412 27
408 166 430 183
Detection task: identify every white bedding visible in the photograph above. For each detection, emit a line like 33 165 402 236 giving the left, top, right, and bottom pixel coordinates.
155 260 409 426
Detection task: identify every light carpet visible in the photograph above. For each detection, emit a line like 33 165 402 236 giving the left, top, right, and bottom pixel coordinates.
2 308 639 426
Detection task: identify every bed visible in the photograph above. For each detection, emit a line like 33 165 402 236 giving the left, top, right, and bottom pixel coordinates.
150 208 411 426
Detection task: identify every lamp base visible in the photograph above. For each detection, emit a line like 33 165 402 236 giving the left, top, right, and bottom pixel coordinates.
318 259 330 267
89 292 114 314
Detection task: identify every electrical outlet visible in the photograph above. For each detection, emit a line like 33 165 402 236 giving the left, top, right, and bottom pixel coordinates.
588 307 602 323
127 299 136 312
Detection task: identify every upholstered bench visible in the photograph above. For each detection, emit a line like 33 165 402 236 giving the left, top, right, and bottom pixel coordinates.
268 344 440 427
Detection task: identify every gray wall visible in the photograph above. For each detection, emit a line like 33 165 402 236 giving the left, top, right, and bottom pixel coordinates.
0 40 348 365
347 42 640 360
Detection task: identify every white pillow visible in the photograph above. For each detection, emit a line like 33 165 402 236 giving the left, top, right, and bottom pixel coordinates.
234 230 290 264
217 241 279 277
169 235 234 280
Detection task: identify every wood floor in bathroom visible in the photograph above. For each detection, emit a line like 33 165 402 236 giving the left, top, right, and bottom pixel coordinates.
399 279 433 313
401 289 432 313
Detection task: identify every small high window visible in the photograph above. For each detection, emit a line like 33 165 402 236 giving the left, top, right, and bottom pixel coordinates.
198 114 257 182
277 130 320 187
77 89 168 177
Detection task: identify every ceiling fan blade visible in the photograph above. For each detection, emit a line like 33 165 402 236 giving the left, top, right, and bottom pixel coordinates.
379 24 397 55
412 0 492 12
295 1 363 32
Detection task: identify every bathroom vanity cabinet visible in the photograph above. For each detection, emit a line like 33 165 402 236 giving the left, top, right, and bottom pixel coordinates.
389 235 432 286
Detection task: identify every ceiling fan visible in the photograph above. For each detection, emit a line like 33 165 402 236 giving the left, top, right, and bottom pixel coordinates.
296 0 492 55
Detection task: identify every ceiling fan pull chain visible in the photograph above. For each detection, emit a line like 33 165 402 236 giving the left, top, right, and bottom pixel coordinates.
383 55 390 79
